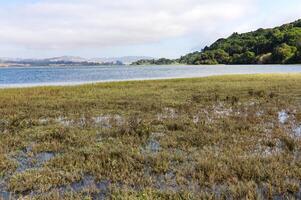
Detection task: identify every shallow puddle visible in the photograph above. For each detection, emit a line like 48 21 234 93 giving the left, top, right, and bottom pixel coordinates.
294 125 301 138
55 117 73 127
145 139 161 153
0 180 13 200
155 171 179 192
94 115 124 128
278 111 289 124
52 175 110 199
213 104 232 117
70 175 95 192
13 151 56 173
0 191 12 200
157 108 178 120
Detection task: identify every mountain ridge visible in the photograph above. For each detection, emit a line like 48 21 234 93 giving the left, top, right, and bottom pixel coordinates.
0 56 154 67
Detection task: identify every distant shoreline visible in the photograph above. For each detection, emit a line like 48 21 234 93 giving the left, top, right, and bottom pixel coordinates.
2 63 301 68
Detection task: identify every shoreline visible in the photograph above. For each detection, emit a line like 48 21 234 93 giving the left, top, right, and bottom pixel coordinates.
1 72 301 89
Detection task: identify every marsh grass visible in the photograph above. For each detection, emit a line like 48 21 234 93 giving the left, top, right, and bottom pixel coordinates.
0 74 301 199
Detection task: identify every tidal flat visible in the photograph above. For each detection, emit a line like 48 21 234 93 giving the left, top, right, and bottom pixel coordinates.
0 74 301 199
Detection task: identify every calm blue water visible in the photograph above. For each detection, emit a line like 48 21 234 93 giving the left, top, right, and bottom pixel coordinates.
0 65 301 88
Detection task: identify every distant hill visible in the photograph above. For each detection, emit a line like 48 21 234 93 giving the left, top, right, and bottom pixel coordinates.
132 19 301 65
44 56 88 63
92 56 154 65
0 56 101 67
0 56 153 67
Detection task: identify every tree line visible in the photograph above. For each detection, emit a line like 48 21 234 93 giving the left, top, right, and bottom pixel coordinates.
132 19 301 65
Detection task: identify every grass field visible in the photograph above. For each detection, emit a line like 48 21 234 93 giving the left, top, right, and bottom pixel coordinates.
0 74 301 200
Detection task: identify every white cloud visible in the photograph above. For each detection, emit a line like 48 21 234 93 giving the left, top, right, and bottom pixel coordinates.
0 0 256 50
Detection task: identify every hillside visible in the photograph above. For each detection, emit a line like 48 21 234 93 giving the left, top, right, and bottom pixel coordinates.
131 58 176 65
133 19 301 65
0 56 152 67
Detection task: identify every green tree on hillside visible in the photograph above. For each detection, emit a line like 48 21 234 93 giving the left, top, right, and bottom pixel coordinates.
232 51 256 64
272 43 297 63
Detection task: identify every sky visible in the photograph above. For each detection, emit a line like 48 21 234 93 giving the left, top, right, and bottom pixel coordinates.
0 0 300 59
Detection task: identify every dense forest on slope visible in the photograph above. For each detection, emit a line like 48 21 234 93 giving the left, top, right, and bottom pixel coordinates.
132 19 301 65
131 58 176 65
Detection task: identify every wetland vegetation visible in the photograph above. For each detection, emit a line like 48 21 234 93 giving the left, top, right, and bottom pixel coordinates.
0 74 301 199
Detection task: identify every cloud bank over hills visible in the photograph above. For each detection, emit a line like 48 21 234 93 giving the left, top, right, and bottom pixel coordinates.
0 0 300 58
